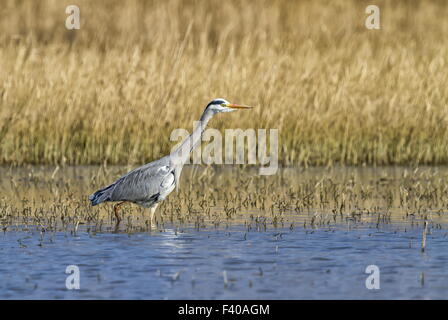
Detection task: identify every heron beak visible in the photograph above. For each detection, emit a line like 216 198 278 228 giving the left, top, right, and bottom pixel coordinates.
227 103 252 109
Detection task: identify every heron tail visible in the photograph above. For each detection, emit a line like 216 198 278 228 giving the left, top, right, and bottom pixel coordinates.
89 184 114 206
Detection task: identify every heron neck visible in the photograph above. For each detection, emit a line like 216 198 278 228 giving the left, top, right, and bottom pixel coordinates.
171 108 215 165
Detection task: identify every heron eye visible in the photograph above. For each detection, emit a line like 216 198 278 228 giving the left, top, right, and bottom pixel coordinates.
221 103 226 107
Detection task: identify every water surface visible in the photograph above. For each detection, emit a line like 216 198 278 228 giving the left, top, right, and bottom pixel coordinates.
1 166 448 299
1 224 447 299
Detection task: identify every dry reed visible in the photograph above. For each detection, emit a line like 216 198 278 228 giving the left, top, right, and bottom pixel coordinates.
0 0 448 166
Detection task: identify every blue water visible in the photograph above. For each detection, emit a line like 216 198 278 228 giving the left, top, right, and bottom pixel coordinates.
1 224 447 299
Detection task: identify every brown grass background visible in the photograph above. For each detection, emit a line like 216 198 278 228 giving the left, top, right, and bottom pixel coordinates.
0 0 447 166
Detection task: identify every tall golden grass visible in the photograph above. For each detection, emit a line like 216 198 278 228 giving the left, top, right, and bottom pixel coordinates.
0 0 448 166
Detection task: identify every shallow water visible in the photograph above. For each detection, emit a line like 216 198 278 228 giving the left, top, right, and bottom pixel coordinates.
1 166 448 299
1 224 448 299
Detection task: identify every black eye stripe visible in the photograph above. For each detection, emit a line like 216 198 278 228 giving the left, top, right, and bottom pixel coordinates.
206 99 226 108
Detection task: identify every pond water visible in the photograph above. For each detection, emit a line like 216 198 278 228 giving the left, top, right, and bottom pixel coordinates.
1 224 448 299
1 166 448 299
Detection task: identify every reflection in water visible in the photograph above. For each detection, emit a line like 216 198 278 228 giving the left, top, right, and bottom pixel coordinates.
1 225 448 299
1 166 448 299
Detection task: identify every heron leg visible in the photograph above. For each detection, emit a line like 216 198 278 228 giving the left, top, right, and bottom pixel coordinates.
113 201 126 223
150 203 159 226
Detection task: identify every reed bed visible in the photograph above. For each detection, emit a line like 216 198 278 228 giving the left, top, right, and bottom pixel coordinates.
0 0 447 166
1 165 447 233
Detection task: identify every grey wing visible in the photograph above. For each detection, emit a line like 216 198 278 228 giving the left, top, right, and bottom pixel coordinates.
89 156 175 206
111 162 173 203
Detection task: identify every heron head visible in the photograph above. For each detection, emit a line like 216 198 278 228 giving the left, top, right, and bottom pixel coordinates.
205 98 252 113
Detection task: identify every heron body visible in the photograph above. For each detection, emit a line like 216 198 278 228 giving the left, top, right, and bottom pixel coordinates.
89 98 251 225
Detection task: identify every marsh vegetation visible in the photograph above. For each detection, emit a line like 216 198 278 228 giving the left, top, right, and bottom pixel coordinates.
1 166 447 233
1 0 448 166
2 166 448 299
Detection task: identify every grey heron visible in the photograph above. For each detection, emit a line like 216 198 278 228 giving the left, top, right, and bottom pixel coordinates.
89 98 252 225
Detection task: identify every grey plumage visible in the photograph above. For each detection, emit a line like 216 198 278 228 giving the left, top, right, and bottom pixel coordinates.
89 156 174 208
88 98 251 223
